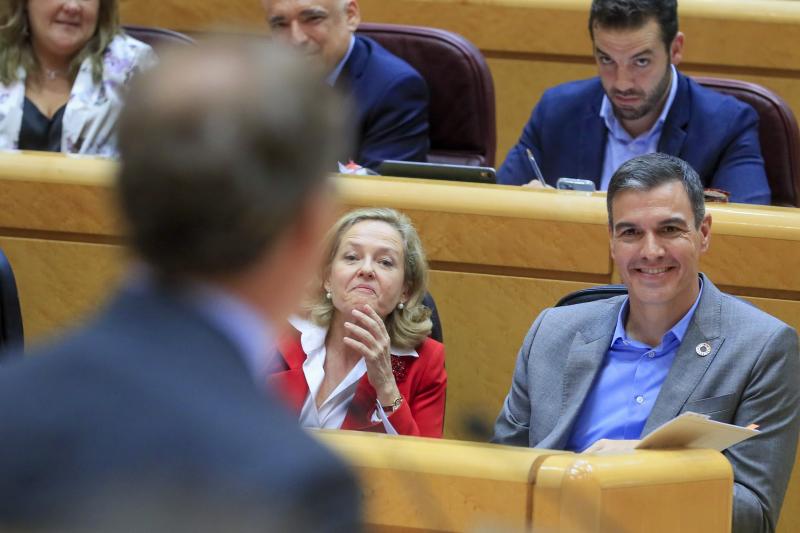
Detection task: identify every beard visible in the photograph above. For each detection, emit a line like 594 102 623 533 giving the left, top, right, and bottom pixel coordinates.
609 65 672 121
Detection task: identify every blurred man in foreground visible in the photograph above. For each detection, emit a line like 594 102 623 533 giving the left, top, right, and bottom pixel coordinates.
262 0 429 170
0 39 360 532
494 154 799 532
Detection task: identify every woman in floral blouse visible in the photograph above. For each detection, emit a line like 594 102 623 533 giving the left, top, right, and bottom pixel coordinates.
0 0 156 157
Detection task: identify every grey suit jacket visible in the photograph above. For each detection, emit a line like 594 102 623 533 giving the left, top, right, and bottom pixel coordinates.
493 275 799 533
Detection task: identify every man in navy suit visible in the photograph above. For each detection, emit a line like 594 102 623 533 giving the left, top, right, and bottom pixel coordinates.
262 0 430 170
0 41 360 532
497 0 771 205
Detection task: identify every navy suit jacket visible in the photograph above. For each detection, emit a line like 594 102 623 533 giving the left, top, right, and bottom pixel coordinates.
338 35 429 170
0 285 361 532
498 72 771 205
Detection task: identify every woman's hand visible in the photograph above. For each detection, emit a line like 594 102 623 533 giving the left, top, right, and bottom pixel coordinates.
343 304 401 406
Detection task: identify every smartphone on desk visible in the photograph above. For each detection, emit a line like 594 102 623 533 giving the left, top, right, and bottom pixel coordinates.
556 177 596 192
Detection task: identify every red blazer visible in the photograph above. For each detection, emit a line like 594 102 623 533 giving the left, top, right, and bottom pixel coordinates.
268 333 447 438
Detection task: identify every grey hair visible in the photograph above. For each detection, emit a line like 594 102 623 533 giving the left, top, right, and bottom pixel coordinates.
607 153 706 228
307 208 432 350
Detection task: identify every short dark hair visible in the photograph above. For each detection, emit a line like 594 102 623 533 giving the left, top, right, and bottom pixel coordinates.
589 0 678 51
116 39 349 281
607 153 705 229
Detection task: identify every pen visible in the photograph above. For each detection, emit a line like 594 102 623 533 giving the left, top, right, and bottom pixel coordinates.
525 148 547 187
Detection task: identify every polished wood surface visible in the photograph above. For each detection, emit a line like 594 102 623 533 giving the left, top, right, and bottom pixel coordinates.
1 152 797 530
317 430 733 533
0 152 118 237
534 450 733 532
0 237 125 341
119 0 800 159
317 430 559 531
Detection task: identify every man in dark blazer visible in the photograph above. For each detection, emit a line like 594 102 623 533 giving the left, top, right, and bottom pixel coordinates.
497 0 770 205
494 154 799 533
262 0 429 170
0 41 361 532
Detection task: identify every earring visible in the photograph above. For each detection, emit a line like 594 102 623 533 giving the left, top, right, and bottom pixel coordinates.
397 302 405 310
325 291 332 300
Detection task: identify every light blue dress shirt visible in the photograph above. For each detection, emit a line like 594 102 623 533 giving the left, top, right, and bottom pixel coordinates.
184 282 276 383
126 268 275 383
565 277 704 452
599 65 679 190
326 35 356 86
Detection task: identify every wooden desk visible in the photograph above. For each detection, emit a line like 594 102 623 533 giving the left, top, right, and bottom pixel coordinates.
533 449 733 532
0 152 797 530
318 430 733 532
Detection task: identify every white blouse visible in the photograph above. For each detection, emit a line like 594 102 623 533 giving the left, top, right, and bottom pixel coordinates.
0 33 156 157
289 316 417 433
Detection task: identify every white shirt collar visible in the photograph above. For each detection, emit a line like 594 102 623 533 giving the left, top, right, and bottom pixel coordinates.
290 315 416 432
326 34 356 86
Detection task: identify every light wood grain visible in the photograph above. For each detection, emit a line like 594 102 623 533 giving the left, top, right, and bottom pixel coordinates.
317 430 559 531
428 272 596 440
317 431 732 533
534 450 733 532
0 237 126 343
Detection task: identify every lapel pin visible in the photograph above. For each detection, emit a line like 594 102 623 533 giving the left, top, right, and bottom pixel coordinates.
696 342 712 357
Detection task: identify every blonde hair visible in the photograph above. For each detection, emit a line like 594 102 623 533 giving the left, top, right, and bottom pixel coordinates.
0 0 121 85
307 207 432 350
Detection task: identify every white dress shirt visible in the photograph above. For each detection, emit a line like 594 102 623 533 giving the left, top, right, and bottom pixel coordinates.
290 316 417 434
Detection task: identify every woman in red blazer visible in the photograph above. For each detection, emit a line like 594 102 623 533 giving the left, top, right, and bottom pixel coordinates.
269 208 446 438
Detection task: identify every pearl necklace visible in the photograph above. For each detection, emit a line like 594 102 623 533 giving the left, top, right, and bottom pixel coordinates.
43 68 68 81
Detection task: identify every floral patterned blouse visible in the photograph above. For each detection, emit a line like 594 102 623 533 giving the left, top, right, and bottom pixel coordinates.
0 33 157 158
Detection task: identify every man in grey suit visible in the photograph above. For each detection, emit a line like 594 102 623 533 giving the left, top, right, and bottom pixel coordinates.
0 41 360 531
494 153 799 533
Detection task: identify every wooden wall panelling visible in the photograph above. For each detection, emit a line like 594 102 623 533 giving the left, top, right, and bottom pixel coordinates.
0 237 125 343
317 430 562 532
0 153 119 237
337 176 612 275
428 271 597 440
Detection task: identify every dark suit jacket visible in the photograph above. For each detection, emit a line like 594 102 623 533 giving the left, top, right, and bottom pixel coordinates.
497 72 771 205
493 275 800 533
0 285 361 532
338 35 430 170
270 334 446 438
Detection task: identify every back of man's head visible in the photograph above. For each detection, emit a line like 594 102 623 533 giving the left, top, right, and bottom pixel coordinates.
117 39 349 281
589 0 678 51
607 152 705 229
